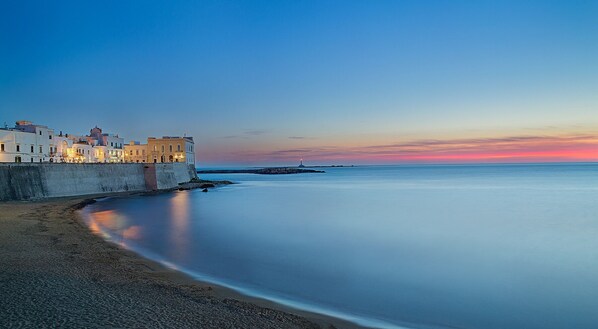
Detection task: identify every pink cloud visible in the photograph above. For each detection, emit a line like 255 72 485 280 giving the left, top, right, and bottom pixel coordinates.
201 134 598 164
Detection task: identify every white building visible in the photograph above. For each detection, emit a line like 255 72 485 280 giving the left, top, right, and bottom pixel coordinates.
0 121 124 163
0 121 62 163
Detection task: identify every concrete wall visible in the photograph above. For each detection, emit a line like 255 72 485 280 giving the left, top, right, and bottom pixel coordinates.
0 163 197 201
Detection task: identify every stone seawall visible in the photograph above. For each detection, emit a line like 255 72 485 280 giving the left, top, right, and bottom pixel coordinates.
0 163 198 201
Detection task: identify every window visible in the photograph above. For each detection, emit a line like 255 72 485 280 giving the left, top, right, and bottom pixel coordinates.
161 145 165 152
39 146 42 153
130 150 133 156
169 145 172 152
111 142 114 147
49 135 52 139
1 143 4 152
142 150 145 155
31 145 34 153
39 131 42 135
177 144 181 152
16 145 20 152
136 150 139 156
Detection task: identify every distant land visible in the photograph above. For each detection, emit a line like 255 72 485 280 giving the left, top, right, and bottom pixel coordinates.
305 165 355 168
197 167 325 175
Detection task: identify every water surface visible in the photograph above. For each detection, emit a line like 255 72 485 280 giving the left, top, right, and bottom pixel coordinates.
82 164 598 329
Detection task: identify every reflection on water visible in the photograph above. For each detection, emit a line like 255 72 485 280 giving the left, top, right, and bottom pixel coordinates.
86 209 142 244
82 164 598 329
169 191 191 260
122 225 142 240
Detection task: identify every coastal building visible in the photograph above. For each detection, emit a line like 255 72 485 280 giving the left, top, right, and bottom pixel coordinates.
0 120 196 165
88 126 124 150
68 141 95 163
147 136 195 165
85 126 125 163
124 141 147 163
0 121 61 163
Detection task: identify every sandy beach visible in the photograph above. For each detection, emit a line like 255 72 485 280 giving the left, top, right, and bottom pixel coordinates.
0 195 361 329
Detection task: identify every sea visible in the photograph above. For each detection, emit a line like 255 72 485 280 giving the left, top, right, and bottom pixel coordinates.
81 163 598 329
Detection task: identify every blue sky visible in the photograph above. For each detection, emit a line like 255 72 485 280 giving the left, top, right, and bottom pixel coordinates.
1 0 597 165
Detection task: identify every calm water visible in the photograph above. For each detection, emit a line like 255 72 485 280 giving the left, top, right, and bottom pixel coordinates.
82 164 598 329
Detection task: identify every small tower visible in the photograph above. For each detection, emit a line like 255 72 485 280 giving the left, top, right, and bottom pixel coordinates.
298 159 305 168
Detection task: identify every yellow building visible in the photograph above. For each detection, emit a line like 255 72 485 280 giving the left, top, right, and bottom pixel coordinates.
124 141 148 163
147 136 195 165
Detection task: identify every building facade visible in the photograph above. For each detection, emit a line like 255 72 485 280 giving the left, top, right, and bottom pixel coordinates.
0 121 66 163
146 136 195 165
124 141 147 163
0 121 195 165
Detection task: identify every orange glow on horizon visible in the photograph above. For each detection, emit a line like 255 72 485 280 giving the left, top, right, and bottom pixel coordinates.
201 133 598 164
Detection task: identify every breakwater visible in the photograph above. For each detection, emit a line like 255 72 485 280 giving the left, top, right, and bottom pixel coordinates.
0 163 197 201
197 167 325 175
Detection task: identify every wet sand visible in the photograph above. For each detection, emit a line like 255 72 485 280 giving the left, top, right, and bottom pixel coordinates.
0 195 363 328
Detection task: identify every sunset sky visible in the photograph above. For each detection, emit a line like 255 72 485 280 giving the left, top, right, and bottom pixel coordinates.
2 0 597 166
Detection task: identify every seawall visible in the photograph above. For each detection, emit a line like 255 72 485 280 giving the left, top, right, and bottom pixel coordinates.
0 163 198 201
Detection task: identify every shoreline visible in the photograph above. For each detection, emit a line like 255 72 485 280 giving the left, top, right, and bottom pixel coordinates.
0 192 365 329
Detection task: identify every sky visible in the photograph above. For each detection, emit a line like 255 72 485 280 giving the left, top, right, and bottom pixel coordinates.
1 0 597 166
